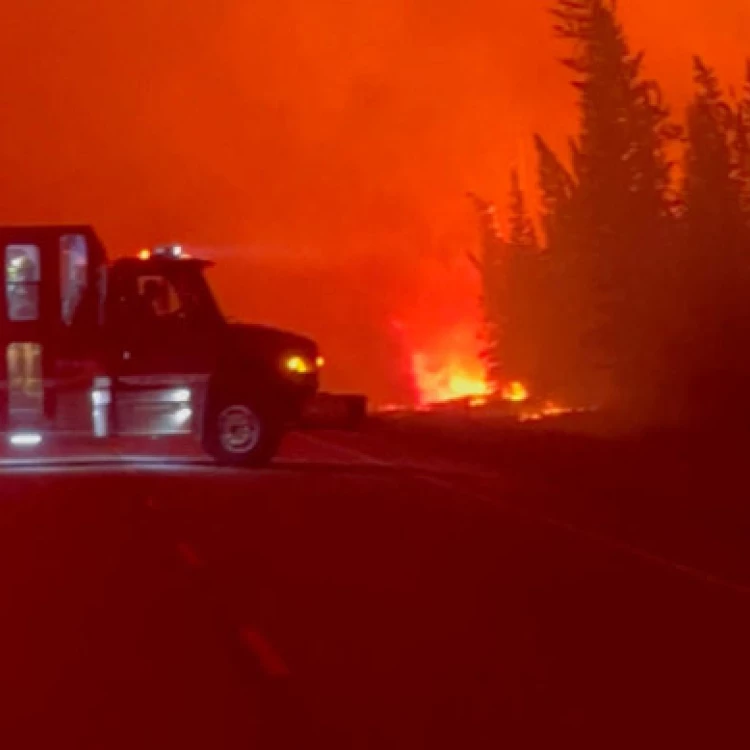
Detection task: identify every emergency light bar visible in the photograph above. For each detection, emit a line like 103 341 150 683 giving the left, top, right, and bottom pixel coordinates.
137 244 188 260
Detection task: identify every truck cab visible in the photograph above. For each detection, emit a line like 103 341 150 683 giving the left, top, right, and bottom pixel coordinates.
0 225 321 466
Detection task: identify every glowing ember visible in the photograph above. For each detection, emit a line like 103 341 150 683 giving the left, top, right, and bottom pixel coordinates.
378 403 404 413
519 401 581 422
539 402 568 418
412 352 491 405
502 381 529 403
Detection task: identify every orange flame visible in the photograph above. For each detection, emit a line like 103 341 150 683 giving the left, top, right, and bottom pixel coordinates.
501 381 529 403
411 352 491 405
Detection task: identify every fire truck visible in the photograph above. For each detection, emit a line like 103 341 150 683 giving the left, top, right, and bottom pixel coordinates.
0 226 323 466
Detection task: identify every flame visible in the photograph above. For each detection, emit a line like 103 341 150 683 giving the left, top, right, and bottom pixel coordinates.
501 381 529 403
411 352 491 405
406 345 586 421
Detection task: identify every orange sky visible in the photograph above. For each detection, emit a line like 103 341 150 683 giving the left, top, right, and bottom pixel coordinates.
0 0 747 402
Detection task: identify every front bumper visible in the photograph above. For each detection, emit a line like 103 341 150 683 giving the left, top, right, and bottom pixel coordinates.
299 392 368 429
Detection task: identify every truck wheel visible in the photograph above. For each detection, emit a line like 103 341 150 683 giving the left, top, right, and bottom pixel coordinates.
204 401 281 467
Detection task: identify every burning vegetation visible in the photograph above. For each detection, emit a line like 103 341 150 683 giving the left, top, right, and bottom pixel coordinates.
411 351 490 406
408 342 580 423
455 0 750 423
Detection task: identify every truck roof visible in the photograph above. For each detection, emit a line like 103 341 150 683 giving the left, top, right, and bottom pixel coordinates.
112 256 215 271
0 224 100 240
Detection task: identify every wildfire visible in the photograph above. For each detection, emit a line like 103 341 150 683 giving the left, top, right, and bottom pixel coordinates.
501 381 529 403
410 346 537 410
411 352 491 405
404 350 586 422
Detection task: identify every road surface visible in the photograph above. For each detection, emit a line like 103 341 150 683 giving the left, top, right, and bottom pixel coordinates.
0 429 748 748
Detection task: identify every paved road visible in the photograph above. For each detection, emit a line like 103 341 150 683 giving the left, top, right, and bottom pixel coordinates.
0 431 748 748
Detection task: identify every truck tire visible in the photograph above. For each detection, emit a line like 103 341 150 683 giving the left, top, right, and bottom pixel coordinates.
203 399 281 467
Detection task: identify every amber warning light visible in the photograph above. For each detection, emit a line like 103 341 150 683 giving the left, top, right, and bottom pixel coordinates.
137 245 188 260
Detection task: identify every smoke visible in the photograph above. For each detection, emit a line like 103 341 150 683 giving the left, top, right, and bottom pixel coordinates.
0 0 746 402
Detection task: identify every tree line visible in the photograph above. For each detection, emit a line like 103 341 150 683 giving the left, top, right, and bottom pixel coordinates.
472 0 750 421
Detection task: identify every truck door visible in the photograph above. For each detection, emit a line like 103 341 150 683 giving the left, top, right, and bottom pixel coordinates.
0 229 108 438
108 262 220 437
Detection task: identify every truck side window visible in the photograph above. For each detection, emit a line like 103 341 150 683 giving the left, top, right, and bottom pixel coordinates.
60 234 88 326
136 275 181 319
6 244 41 322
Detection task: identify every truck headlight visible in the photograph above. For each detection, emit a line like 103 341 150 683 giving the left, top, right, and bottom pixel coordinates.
284 354 316 375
